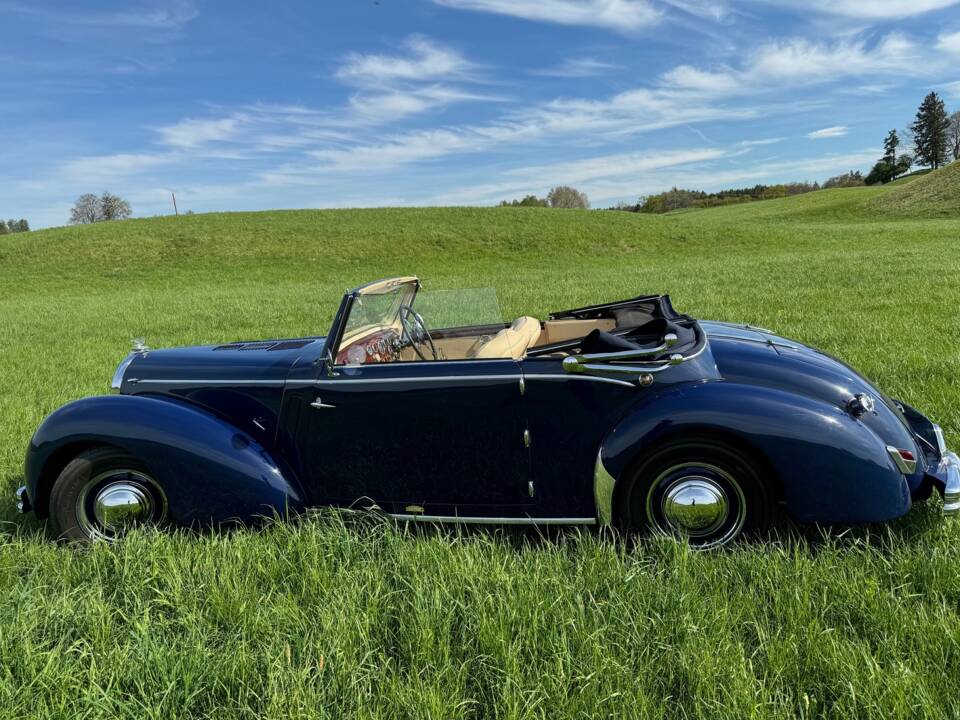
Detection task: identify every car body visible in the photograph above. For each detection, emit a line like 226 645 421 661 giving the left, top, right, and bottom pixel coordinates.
18 277 960 546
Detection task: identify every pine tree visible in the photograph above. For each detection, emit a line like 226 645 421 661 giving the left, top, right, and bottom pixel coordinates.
883 129 899 164
911 92 951 169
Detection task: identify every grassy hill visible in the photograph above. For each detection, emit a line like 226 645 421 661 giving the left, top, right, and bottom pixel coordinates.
870 161 960 217
2 185 960 717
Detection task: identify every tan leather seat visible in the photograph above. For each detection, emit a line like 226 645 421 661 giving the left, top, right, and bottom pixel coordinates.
472 316 542 360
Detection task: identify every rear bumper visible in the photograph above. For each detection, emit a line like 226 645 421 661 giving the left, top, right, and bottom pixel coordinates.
937 452 960 516
15 485 31 514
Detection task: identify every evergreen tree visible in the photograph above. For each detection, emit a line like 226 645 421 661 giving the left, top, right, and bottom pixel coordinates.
882 130 900 164
910 92 951 168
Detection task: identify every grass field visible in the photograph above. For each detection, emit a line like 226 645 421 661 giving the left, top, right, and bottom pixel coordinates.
2 168 960 718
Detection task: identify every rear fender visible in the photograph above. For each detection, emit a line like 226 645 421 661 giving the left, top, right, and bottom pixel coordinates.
25 394 304 526
598 382 911 525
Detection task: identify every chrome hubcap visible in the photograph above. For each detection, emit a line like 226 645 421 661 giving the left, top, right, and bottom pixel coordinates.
76 469 166 541
662 477 727 536
93 483 153 530
646 462 747 548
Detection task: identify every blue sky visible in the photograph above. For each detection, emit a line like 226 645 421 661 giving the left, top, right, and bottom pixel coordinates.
3 0 960 227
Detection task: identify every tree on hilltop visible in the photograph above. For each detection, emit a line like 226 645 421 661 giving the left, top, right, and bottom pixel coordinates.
911 92 951 169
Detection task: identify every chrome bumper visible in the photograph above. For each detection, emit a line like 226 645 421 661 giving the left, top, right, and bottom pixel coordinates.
15 486 30 514
940 452 960 516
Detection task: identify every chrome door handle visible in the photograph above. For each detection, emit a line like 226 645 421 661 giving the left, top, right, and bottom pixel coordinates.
310 397 336 409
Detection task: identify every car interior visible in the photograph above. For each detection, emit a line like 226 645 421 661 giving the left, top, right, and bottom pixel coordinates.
337 296 700 365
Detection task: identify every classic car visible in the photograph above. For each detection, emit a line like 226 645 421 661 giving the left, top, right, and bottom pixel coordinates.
17 276 960 547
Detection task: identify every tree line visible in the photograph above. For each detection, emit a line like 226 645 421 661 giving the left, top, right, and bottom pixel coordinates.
627 91 959 213
0 218 29 234
498 186 590 209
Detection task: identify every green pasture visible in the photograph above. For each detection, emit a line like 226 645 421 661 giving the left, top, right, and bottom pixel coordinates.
1 167 960 718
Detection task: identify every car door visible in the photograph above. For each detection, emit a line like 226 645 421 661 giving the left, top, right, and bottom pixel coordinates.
518 357 643 519
283 358 533 516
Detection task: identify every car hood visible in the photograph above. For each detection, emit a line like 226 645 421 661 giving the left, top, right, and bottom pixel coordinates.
702 321 921 463
121 337 326 389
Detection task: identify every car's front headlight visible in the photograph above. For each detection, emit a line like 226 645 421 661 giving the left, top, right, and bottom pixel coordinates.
111 352 138 393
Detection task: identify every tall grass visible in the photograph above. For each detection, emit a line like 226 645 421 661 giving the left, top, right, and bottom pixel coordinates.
2 183 960 717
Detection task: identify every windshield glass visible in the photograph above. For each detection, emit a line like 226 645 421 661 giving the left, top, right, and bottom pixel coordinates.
412 287 504 329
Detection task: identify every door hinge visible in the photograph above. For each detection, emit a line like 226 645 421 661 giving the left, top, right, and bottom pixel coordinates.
518 376 526 396
527 480 535 498
523 429 531 447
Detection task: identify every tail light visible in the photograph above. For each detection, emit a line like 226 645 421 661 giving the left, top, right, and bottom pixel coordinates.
886 446 918 474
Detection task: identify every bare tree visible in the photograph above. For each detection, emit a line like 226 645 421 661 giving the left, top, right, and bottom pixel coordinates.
70 193 102 224
69 192 132 224
547 186 590 209
99 192 132 221
950 111 960 162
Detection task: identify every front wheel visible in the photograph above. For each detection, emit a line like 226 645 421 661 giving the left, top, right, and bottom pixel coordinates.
622 438 772 548
49 447 168 542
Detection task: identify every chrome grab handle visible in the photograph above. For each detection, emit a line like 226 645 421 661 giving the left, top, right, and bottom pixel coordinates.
563 354 684 377
561 332 702 383
310 397 336 409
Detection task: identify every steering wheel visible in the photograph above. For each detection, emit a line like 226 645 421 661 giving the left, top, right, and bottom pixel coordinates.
399 305 438 361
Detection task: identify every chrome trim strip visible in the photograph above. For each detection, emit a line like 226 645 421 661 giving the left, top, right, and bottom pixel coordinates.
387 514 596 526
594 451 616 526
295 373 637 389
886 445 918 475
300 374 523 386
132 379 286 386
526 374 637 388
942 451 960 516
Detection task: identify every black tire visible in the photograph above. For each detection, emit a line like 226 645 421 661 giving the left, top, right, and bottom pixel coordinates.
621 437 772 548
49 446 168 542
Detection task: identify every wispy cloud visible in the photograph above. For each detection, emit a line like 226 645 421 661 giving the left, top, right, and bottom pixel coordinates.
0 1 199 28
430 0 661 33
156 116 246 149
531 57 624 78
661 34 920 97
937 30 960 55
756 0 960 19
807 126 848 139
739 138 784 146
336 35 476 86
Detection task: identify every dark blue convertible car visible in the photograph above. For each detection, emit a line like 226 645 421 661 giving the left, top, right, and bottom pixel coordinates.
18 277 960 547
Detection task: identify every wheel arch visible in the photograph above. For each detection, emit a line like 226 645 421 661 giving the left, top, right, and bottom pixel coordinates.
596 381 913 526
31 440 120 519
25 394 305 527
607 425 782 529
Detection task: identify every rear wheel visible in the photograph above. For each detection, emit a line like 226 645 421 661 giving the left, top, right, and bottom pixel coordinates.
622 438 771 548
49 447 168 542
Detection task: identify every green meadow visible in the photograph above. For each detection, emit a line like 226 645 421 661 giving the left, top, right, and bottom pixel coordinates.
2 165 960 718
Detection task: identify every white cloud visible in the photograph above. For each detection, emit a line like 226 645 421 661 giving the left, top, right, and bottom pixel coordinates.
659 34 920 97
336 36 474 87
0 1 199 28
756 0 960 19
937 31 960 54
531 58 624 78
807 126 848 139
430 0 661 33
156 116 245 149
739 138 783 146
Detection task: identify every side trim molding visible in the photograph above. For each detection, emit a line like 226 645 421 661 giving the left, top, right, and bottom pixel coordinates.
387 514 596 526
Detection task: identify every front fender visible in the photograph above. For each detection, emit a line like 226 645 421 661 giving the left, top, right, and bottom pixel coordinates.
25 394 304 526
599 382 912 524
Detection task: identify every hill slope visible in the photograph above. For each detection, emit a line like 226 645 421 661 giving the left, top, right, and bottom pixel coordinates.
2 203 960 717
870 161 960 217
